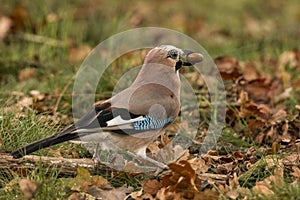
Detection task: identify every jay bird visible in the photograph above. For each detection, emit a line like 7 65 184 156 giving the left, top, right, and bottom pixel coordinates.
11 45 203 169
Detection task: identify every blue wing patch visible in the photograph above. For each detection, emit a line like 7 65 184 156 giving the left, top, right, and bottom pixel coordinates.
133 116 173 131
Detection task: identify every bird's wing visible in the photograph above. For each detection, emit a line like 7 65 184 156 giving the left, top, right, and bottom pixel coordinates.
72 83 179 135
11 84 178 158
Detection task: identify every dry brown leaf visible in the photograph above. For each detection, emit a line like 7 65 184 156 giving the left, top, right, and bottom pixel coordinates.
228 173 240 189
147 142 160 154
240 61 261 81
123 161 145 173
18 96 33 109
160 134 172 147
253 182 274 196
254 165 284 196
161 160 199 199
238 91 271 120
216 162 234 174
156 187 182 200
71 166 108 192
291 166 300 178
292 77 300 90
188 157 209 174
245 17 274 36
214 56 242 80
193 189 219 200
271 109 287 125
69 44 92 63
18 68 37 81
10 6 33 32
19 179 39 200
142 179 161 196
279 50 300 70
29 90 45 101
0 16 12 40
127 188 143 199
275 87 293 102
283 154 300 165
185 71 205 87
90 176 109 189
68 192 80 200
226 190 239 199
88 186 132 200
167 160 197 185
239 78 271 104
138 193 155 200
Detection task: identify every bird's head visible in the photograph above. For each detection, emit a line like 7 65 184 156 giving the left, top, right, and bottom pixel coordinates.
144 45 203 72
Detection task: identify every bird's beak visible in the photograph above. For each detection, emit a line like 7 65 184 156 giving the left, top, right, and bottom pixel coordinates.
181 50 204 66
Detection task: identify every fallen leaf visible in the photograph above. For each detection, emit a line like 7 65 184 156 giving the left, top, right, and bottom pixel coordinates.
147 142 160 154
70 166 108 192
9 6 33 32
138 193 155 200
279 50 300 69
18 68 37 81
161 160 199 199
253 182 274 196
88 185 132 200
275 87 293 102
245 17 274 37
270 109 287 125
228 173 240 189
238 78 274 104
18 97 33 109
193 189 219 200
156 187 182 200
19 179 39 200
142 179 161 196
185 71 205 87
68 192 80 200
283 154 300 165
0 16 12 40
237 91 271 120
216 162 234 174
69 44 92 63
226 190 239 199
240 61 260 81
291 166 300 178
214 56 242 80
188 157 209 174
127 188 143 199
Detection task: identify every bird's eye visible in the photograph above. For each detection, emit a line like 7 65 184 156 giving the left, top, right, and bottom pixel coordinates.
167 49 179 60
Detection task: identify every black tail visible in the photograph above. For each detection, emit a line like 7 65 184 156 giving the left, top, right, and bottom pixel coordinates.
11 126 79 158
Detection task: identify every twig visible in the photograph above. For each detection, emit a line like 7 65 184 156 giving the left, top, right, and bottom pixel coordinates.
0 153 113 176
17 33 71 47
53 77 74 114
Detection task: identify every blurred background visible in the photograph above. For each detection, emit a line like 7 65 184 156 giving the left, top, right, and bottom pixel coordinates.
1 0 299 105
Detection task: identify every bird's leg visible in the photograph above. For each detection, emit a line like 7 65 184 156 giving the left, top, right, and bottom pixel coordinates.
92 143 100 166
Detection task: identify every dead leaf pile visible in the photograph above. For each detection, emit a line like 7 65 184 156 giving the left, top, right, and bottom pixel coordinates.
208 53 300 147
66 167 133 200
128 160 218 200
